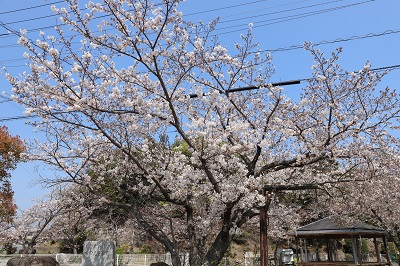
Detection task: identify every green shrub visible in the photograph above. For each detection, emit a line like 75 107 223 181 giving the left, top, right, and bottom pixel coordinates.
345 253 354 261
361 239 369 255
116 246 124 254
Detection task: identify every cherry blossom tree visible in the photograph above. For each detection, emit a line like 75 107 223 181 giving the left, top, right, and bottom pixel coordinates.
315 150 400 250
46 184 137 254
5 191 65 254
5 0 400 265
41 186 93 254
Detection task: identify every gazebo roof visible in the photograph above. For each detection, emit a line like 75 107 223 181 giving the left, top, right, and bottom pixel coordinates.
287 217 386 238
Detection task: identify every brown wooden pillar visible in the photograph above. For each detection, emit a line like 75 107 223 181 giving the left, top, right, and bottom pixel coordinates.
373 238 381 263
326 238 332 261
260 203 268 266
383 236 391 264
260 190 272 266
358 235 363 266
304 238 309 262
351 237 358 265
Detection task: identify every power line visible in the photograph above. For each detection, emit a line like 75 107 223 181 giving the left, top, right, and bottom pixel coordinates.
190 80 301 98
216 0 314 21
6 13 59 27
0 1 269 36
262 29 400 53
1 27 399 68
218 0 346 24
0 114 39 122
0 0 386 75
184 0 268 17
217 0 375 34
0 0 267 21
0 1 64 15
0 0 371 39
1 63 399 122
0 95 13 104
0 0 385 57
0 99 12 104
0 95 12 101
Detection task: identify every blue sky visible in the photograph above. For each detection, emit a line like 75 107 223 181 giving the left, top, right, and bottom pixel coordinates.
0 0 399 210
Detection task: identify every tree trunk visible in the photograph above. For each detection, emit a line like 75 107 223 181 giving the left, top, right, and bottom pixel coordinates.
204 228 231 266
132 203 182 266
203 205 236 266
170 250 182 266
186 205 205 266
22 241 36 254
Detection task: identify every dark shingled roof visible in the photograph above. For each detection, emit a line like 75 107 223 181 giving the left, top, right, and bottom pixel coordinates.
287 217 386 238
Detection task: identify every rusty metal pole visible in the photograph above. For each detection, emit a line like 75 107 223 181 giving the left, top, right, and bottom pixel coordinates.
260 190 271 266
260 203 268 266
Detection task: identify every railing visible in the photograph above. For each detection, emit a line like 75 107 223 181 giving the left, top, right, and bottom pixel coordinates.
297 263 390 266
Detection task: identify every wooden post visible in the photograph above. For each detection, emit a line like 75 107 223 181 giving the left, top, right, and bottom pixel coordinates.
260 189 273 266
295 237 300 263
304 238 309 262
326 238 332 261
260 202 268 266
383 236 391 264
352 237 358 265
260 184 318 266
373 238 381 263
358 236 363 266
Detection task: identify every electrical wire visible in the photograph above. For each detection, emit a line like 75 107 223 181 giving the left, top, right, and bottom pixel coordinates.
0 114 38 122
1 63 399 122
184 0 268 17
0 1 64 15
218 0 346 24
215 0 315 21
0 0 398 121
5 13 59 27
216 0 375 34
0 95 14 104
1 27 399 68
261 29 400 53
0 0 270 37
0 0 371 39
0 0 392 68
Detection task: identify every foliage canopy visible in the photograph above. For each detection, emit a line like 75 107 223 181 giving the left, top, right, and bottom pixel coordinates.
5 0 400 265
0 126 25 221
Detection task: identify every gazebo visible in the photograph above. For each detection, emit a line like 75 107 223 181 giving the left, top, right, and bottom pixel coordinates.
287 217 392 266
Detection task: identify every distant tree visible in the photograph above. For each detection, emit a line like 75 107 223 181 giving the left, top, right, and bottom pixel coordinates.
45 185 110 254
44 184 137 253
319 152 400 251
6 191 64 254
0 126 25 222
6 0 400 265
44 187 90 254
58 230 87 254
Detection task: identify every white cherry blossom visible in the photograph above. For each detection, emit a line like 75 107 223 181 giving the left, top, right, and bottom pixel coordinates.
5 1 400 265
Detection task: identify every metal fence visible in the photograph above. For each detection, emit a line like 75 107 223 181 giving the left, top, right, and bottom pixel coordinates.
116 253 173 266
